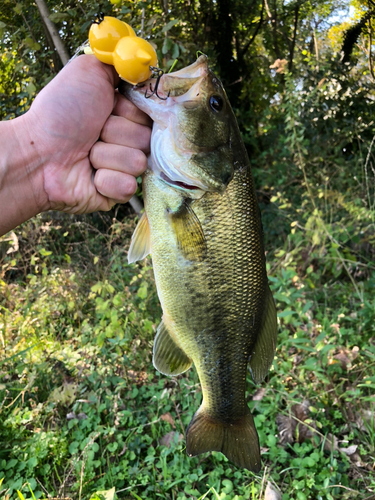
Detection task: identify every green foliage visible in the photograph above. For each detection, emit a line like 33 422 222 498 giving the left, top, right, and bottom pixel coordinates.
2 196 375 499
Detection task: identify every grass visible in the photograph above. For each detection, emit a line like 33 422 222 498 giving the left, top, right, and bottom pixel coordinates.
1 180 375 500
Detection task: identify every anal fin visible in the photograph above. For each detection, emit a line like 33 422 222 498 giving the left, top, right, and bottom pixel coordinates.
128 212 151 264
153 318 192 376
249 284 278 384
169 201 206 262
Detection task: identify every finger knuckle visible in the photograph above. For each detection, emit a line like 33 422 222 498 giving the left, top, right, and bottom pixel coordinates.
133 151 148 175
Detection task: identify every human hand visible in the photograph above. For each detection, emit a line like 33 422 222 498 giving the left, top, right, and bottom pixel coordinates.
24 55 151 213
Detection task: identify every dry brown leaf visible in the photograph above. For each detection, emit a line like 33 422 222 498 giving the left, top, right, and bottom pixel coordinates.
264 482 282 500
333 351 351 369
277 401 315 445
340 444 358 456
253 387 266 401
331 346 360 370
355 409 375 432
159 431 183 448
276 414 295 445
351 346 359 360
160 412 176 428
292 401 309 421
269 58 288 74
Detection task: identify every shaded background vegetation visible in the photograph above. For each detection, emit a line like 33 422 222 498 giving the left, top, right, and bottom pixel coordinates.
1 0 375 498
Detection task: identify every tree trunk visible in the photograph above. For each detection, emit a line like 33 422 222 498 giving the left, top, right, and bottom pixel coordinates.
211 0 241 106
35 0 70 66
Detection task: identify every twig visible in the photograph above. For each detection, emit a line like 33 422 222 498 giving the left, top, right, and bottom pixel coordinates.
259 465 267 499
241 0 265 57
127 417 161 432
59 432 100 497
173 400 185 434
325 485 359 492
116 484 144 494
36 477 51 498
364 135 375 212
128 195 144 215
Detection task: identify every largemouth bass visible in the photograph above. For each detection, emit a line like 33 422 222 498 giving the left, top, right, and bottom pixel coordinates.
121 55 277 472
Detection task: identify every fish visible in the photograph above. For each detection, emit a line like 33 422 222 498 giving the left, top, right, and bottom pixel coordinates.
120 55 277 472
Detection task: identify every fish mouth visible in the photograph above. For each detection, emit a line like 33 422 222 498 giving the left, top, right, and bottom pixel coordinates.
124 55 210 110
159 171 201 191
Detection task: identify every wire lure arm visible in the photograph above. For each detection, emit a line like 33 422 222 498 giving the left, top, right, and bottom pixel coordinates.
145 67 170 100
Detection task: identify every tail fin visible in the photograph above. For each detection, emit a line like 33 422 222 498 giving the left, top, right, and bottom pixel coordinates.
185 408 261 472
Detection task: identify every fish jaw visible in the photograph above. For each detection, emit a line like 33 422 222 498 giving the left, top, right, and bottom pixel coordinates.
121 55 235 195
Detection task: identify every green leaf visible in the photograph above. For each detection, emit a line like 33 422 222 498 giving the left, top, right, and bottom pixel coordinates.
277 309 296 318
28 456 37 468
5 458 17 470
26 82 36 97
171 43 179 59
137 283 148 299
162 19 179 32
69 441 79 454
49 12 69 23
39 248 52 257
162 37 173 55
90 487 116 500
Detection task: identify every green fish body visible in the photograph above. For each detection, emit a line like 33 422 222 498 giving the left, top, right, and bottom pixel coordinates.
123 56 277 471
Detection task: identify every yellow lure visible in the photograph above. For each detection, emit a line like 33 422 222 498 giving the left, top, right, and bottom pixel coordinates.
88 16 158 85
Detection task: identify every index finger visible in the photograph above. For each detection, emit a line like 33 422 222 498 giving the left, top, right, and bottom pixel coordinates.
113 92 153 128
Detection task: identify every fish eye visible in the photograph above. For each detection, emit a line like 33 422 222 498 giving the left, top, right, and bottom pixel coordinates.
209 95 223 113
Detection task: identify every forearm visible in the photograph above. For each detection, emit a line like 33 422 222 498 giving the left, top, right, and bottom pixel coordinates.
0 116 49 236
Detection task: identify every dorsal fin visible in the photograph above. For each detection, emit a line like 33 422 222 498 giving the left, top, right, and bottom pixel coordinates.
248 285 278 384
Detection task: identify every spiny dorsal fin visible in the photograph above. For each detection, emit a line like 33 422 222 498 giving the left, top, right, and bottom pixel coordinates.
249 284 278 384
128 212 151 264
153 318 192 376
169 202 206 262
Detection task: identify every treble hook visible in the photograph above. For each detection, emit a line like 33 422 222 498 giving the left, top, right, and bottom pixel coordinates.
145 66 170 101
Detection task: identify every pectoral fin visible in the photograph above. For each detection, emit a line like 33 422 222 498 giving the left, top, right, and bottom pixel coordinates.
169 202 206 262
128 212 151 264
249 285 278 384
153 318 192 376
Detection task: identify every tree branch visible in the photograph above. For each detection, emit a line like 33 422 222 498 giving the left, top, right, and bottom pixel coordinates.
241 0 265 57
369 19 375 81
288 4 300 72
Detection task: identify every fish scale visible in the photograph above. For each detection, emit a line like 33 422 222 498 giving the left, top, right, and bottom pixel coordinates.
124 55 277 471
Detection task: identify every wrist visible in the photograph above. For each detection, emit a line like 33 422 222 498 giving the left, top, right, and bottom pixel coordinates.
0 114 50 236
